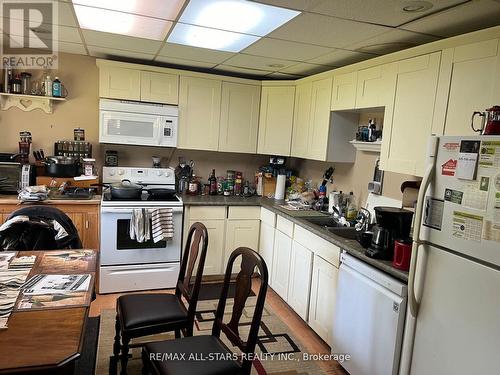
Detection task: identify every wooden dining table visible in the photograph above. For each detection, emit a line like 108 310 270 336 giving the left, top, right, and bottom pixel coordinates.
0 249 97 375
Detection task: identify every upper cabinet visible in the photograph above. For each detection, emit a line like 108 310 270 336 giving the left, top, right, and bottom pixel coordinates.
99 66 141 101
380 52 441 176
355 63 396 109
99 65 179 104
331 71 357 110
291 82 312 159
140 71 179 104
178 76 222 151
441 39 500 136
257 84 295 156
219 82 261 154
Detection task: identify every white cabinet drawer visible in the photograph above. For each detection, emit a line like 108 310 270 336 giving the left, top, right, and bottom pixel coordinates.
276 215 294 237
294 225 340 267
228 206 260 220
260 207 276 227
188 206 226 220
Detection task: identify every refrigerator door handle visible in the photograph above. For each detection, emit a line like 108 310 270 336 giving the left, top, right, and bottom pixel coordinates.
408 136 438 318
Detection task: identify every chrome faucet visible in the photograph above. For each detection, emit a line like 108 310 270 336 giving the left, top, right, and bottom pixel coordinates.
355 207 371 232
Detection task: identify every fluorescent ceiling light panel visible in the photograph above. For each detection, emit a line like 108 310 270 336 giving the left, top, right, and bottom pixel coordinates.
168 23 259 52
178 0 300 36
73 5 173 40
72 0 186 20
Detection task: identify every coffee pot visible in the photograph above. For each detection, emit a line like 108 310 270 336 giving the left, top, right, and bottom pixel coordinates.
471 106 500 135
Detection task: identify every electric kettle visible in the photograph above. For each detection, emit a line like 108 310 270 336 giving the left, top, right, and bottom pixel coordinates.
471 106 500 135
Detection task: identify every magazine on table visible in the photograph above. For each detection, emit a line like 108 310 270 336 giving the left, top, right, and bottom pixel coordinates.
16 291 90 310
0 252 16 270
22 274 91 295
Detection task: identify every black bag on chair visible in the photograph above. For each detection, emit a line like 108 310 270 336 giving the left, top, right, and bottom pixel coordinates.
0 206 83 250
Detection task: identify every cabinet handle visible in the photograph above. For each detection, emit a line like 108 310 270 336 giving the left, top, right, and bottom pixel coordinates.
85 220 89 229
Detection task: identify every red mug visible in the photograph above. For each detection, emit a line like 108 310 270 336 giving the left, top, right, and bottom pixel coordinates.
393 239 412 271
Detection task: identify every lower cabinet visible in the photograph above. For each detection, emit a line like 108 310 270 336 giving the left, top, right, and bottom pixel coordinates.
288 241 313 320
259 222 275 284
224 219 260 273
188 218 225 275
308 254 339 346
271 229 293 301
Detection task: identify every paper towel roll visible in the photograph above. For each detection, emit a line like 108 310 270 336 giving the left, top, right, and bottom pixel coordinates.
275 174 286 200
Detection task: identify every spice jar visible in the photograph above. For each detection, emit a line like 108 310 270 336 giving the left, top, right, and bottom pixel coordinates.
82 158 96 176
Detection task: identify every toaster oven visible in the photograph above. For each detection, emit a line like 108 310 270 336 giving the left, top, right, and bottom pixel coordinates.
0 154 36 194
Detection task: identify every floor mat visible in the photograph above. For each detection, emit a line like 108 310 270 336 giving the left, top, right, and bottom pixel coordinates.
75 316 100 375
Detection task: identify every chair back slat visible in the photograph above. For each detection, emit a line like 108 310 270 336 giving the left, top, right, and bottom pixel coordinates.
212 247 268 374
176 222 208 322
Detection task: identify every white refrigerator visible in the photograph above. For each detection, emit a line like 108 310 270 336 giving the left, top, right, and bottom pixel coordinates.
400 135 500 374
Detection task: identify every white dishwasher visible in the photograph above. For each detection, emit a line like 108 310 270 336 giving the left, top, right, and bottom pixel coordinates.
332 252 407 375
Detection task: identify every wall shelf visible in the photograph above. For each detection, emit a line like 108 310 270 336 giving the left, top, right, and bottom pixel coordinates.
0 93 66 114
349 140 382 153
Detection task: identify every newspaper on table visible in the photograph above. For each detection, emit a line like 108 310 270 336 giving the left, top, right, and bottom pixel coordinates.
0 268 32 329
8 256 36 270
0 252 16 269
22 274 91 295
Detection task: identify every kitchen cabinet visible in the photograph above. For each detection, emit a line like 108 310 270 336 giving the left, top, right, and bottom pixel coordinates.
188 219 225 275
224 219 260 272
288 241 313 320
99 65 141 101
271 229 293 301
380 52 441 176
0 201 100 250
219 82 261 153
259 222 275 283
331 71 357 110
178 76 222 151
355 63 396 109
309 254 338 346
291 77 334 161
257 85 295 156
140 71 179 105
441 39 500 136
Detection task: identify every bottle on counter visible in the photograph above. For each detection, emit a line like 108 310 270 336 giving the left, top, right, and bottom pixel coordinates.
188 173 199 195
209 169 217 195
217 176 224 195
346 192 358 221
234 171 242 196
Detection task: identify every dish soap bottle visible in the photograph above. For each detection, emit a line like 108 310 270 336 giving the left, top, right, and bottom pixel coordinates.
346 192 358 221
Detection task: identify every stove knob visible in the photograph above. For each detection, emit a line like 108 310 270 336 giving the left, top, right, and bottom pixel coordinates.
156 170 163 176
118 169 125 176
164 170 171 177
109 169 116 176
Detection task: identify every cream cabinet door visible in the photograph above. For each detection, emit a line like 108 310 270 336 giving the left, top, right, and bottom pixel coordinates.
331 71 357 110
99 66 140 100
381 52 441 176
189 219 225 276
224 219 260 273
355 63 396 109
308 77 333 161
442 39 500 136
257 85 295 156
291 82 312 159
140 71 179 104
308 254 338 346
271 229 292 300
259 222 275 284
219 82 261 153
288 241 313 320
178 76 222 151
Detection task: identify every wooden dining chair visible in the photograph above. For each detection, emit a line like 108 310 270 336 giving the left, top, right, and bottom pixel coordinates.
113 222 209 374
141 247 269 375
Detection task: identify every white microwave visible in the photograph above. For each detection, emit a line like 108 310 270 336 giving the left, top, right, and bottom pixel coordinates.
99 99 178 147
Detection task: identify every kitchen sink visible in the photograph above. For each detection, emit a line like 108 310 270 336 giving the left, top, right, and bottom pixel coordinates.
303 216 341 227
326 226 360 240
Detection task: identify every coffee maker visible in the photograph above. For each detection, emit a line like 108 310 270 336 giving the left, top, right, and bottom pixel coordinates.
365 206 414 260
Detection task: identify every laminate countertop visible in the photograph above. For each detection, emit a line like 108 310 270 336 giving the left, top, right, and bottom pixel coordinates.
182 195 409 282
0 195 102 205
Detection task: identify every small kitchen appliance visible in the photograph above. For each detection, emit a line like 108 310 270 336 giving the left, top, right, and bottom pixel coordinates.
471 106 500 135
0 153 35 194
365 206 413 260
99 166 183 293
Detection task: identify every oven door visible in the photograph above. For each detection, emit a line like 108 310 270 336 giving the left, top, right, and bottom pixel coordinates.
100 206 183 266
99 110 162 146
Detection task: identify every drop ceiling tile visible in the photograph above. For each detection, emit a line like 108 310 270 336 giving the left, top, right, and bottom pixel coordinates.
308 49 376 66
280 62 332 75
309 0 467 27
56 2 79 27
269 12 391 48
158 43 234 64
242 37 331 61
154 55 218 68
250 0 317 11
215 65 272 77
82 30 162 54
348 28 439 55
87 45 155 61
1 21 82 44
222 53 297 71
401 0 500 37
58 41 87 55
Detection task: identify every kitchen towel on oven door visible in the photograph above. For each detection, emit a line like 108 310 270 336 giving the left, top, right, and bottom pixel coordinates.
151 208 174 243
130 209 151 243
